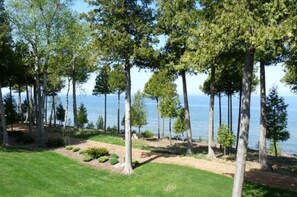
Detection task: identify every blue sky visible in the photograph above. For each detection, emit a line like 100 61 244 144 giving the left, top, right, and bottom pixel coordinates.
72 1 294 96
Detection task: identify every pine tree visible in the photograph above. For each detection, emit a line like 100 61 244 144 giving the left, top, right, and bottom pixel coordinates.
56 104 65 126
131 91 147 133
77 104 88 130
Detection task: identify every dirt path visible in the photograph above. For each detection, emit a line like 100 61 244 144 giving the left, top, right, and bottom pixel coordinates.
53 137 297 192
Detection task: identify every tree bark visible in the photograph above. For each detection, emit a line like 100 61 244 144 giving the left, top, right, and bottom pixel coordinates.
232 48 254 197
236 90 242 152
53 94 56 127
72 73 78 130
181 70 193 154
64 78 71 128
104 93 107 131
156 98 160 139
123 63 133 174
169 118 172 145
0 82 8 145
26 84 33 136
219 93 222 126
162 117 165 139
44 96 47 125
117 90 121 133
230 95 233 132
273 140 278 157
259 61 270 170
49 96 54 127
208 64 216 158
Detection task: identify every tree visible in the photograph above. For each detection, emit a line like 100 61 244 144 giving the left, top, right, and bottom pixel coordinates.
173 108 186 137
56 103 65 125
77 104 88 130
109 64 126 133
131 91 147 133
217 124 236 155
93 65 112 131
266 87 289 157
84 0 155 174
4 94 18 131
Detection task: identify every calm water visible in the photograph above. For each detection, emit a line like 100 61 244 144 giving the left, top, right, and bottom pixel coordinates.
53 93 296 155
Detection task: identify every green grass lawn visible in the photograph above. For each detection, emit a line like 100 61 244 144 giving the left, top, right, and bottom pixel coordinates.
0 147 296 197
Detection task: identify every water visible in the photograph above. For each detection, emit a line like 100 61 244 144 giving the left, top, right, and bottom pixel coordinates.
53 93 296 155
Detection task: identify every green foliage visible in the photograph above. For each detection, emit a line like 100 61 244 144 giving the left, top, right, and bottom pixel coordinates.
108 64 126 94
79 149 85 155
98 156 109 163
132 159 139 167
109 157 119 165
197 136 203 143
84 147 109 159
217 125 236 154
110 153 119 159
140 130 154 138
65 145 74 150
96 115 104 130
131 90 147 132
269 142 282 157
83 154 93 162
77 103 88 129
93 65 112 96
86 122 95 129
56 103 65 124
106 126 118 133
173 108 186 134
72 147 80 152
46 138 65 148
266 87 289 155
4 94 18 126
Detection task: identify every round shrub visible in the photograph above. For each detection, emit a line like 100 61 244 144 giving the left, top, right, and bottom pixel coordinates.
79 149 85 154
132 159 139 166
73 147 80 152
109 157 119 165
83 154 93 162
110 153 119 159
98 156 109 163
140 130 154 138
66 145 74 150
84 147 109 159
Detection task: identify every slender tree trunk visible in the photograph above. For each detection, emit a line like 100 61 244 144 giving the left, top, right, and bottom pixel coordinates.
228 94 230 130
236 90 242 152
259 61 270 170
53 95 56 127
18 86 22 124
72 78 78 130
49 96 54 127
64 78 71 128
35 59 44 145
230 95 233 132
44 96 48 125
33 85 37 125
232 48 254 197
26 84 33 136
162 117 165 139
123 63 133 174
9 85 14 132
219 93 222 126
156 98 160 139
273 140 278 157
104 93 107 131
138 125 141 133
117 91 121 133
0 83 8 145
169 118 172 145
181 70 193 154
208 64 216 158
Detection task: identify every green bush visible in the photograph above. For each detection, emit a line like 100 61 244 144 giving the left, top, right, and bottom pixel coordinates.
132 159 139 166
73 147 80 152
197 136 203 143
109 157 119 165
110 153 119 159
140 130 154 138
217 124 235 155
98 156 109 163
83 154 93 162
79 149 85 154
66 145 74 150
84 147 109 159
46 138 64 148
107 126 118 133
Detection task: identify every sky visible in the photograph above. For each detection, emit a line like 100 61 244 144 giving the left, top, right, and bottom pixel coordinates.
71 1 294 97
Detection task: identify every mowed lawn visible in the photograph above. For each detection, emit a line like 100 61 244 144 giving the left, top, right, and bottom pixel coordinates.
0 147 296 197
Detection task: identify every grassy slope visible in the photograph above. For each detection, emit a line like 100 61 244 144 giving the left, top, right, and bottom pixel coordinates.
0 148 296 197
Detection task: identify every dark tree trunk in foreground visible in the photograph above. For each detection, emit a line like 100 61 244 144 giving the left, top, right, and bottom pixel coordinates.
208 65 216 158
124 63 133 174
232 48 254 197
181 70 193 154
259 61 270 170
0 82 8 145
219 93 222 126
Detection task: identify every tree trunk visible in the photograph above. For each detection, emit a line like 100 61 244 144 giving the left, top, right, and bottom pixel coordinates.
44 96 47 125
230 95 233 132
18 85 23 124
26 84 33 136
273 140 278 157
208 64 216 158
104 93 107 131
49 96 54 127
181 70 193 154
169 118 172 145
228 94 230 129
219 93 222 126
232 48 254 197
162 117 165 139
0 82 8 145
236 90 242 152
72 78 78 130
123 63 133 174
117 90 121 133
64 78 71 128
156 98 160 139
53 94 56 127
138 125 141 134
33 85 37 125
9 85 14 132
259 61 270 170
35 58 44 145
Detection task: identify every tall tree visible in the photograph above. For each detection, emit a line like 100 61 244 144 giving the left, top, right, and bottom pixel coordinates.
131 91 147 133
109 64 126 133
156 0 198 154
93 65 113 131
84 0 155 174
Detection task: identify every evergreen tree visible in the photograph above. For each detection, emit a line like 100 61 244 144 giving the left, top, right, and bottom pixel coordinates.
77 104 88 130
131 91 147 133
56 104 65 126
266 87 289 157
173 108 186 137
4 94 18 131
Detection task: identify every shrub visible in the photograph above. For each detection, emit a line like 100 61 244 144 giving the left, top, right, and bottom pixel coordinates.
66 145 74 150
84 147 109 159
79 149 85 154
107 126 118 133
217 124 235 155
109 157 119 165
197 136 203 143
98 156 109 163
86 122 95 129
140 130 154 138
132 159 139 166
96 115 104 130
110 153 119 159
73 147 80 152
46 138 64 148
83 154 93 162
15 135 34 144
